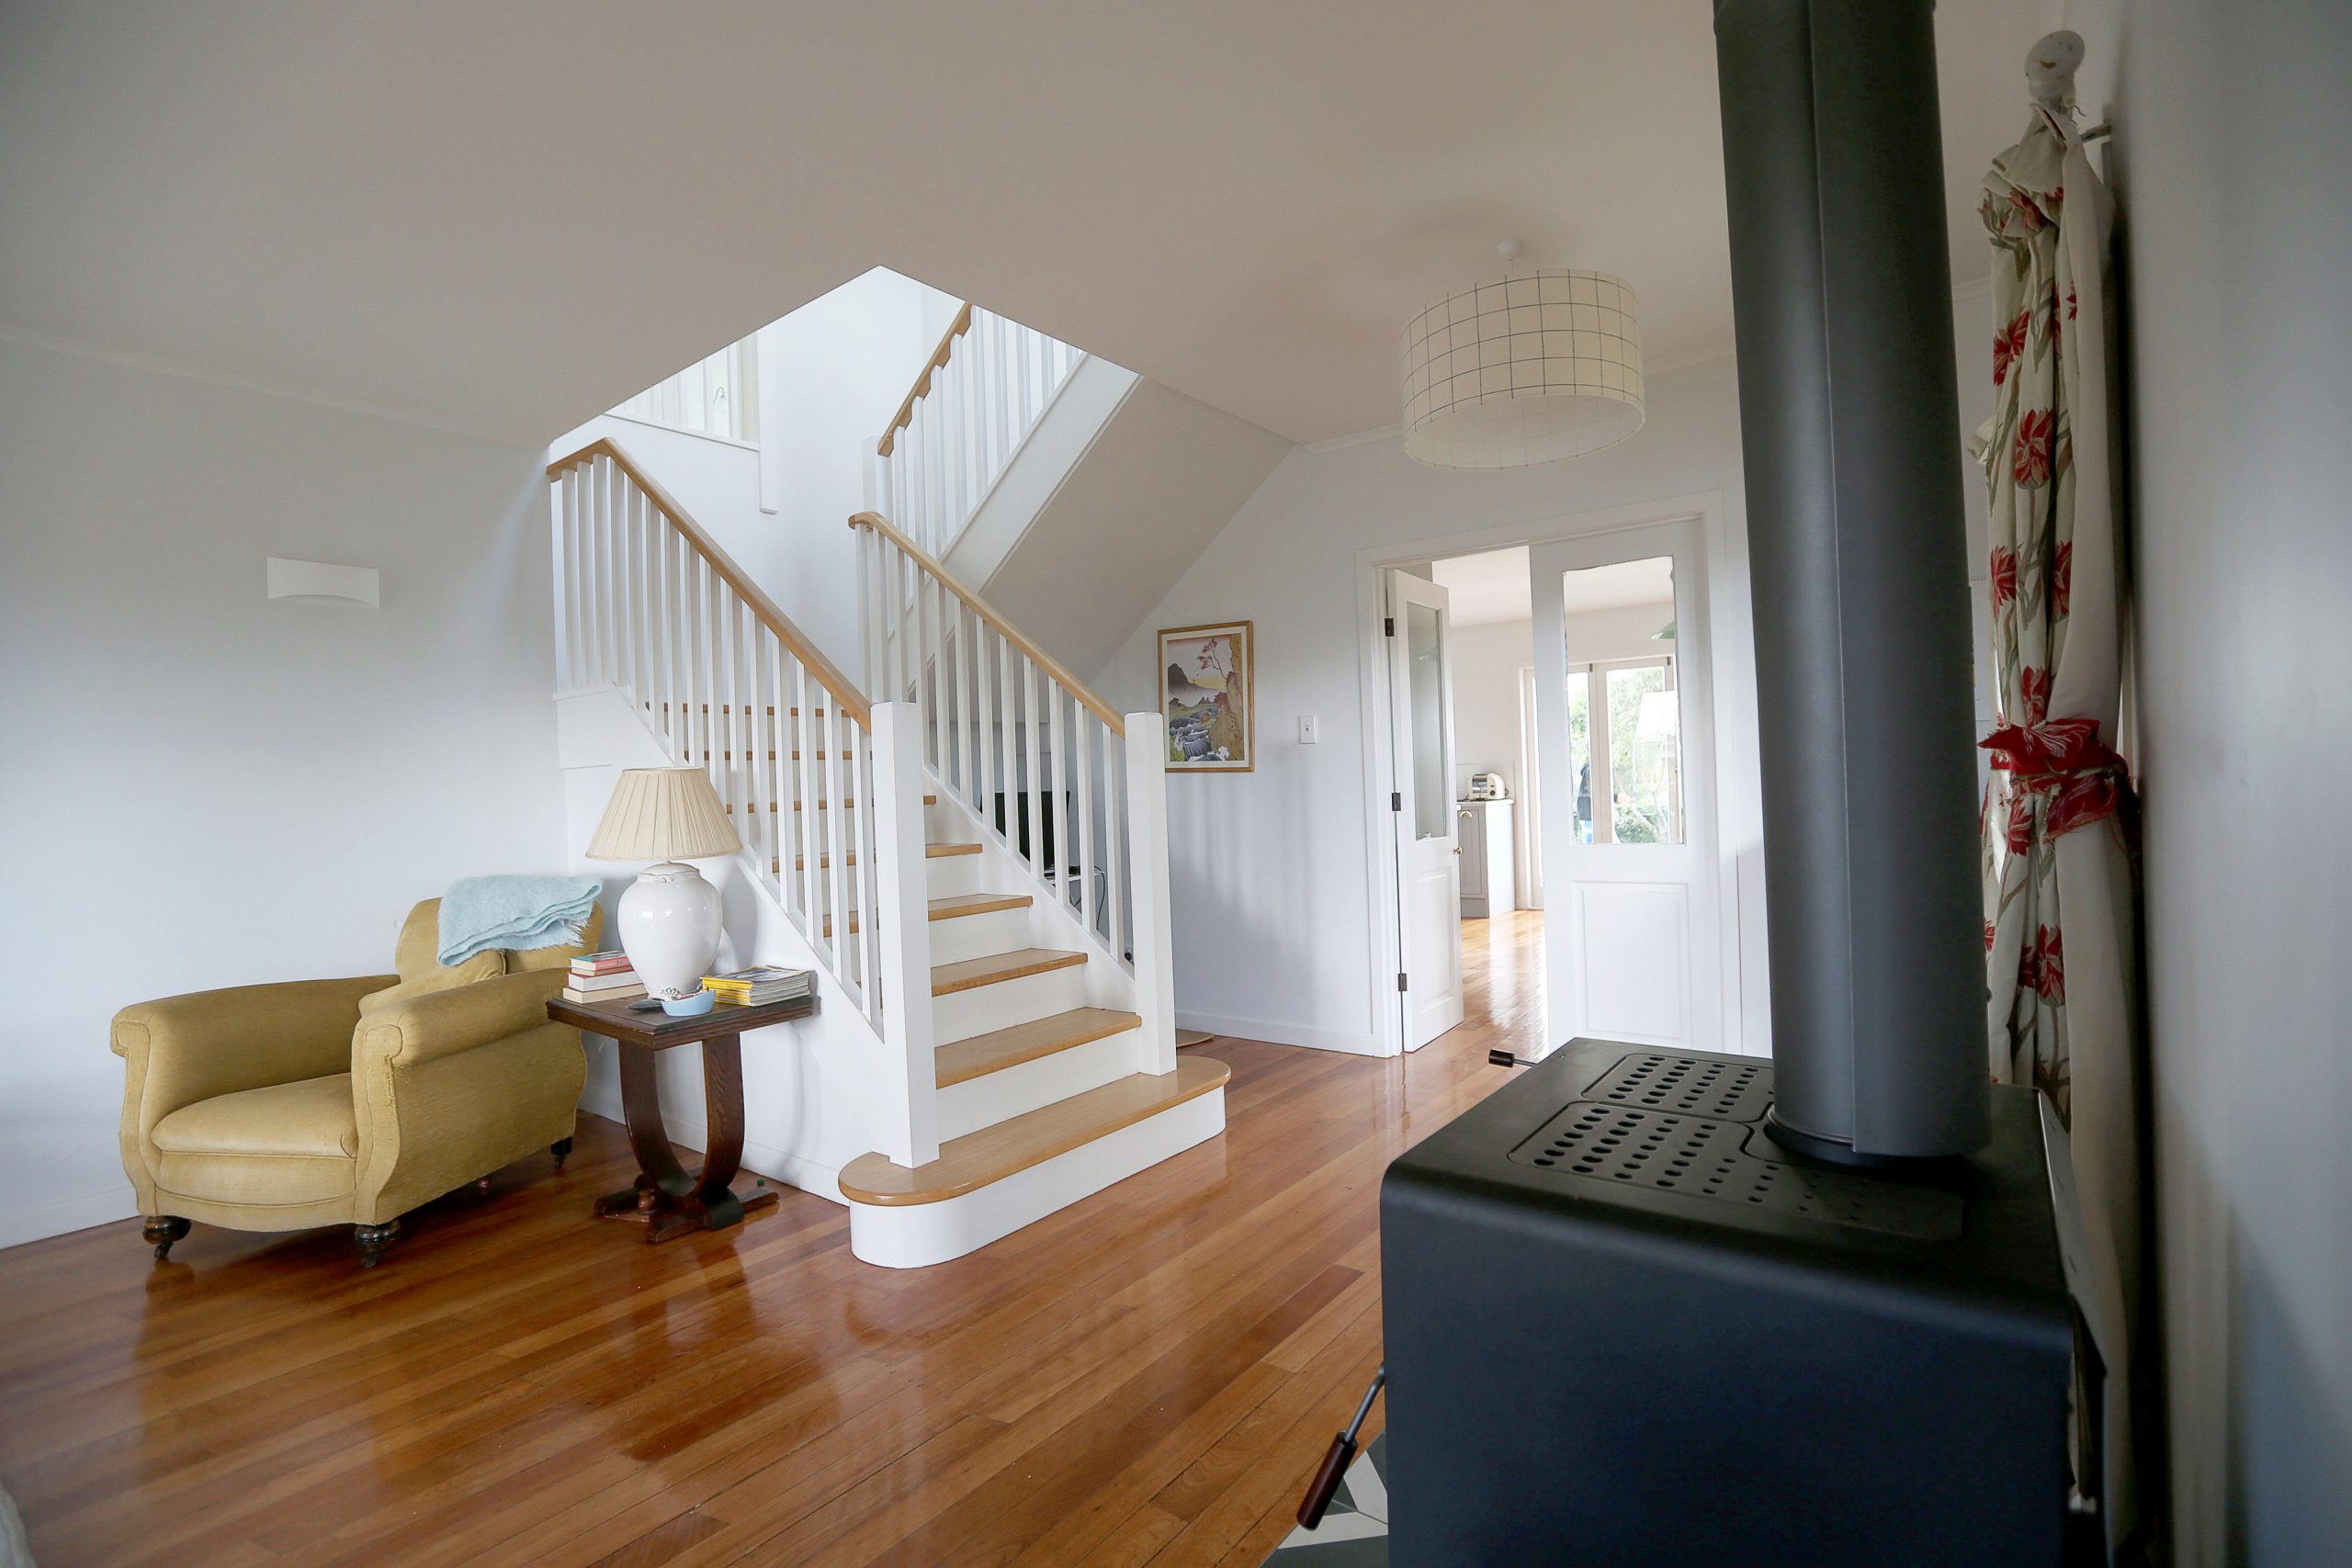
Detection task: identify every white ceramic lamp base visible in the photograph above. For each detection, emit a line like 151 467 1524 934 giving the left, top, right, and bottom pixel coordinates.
616 862 722 1001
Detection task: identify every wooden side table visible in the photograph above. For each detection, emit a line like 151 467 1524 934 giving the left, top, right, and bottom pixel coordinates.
547 991 818 1244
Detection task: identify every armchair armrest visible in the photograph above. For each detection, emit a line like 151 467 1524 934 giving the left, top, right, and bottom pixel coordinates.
352 968 572 1070
113 976 393 1124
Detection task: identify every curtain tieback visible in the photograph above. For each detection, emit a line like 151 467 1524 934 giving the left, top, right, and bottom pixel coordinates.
1980 717 2130 840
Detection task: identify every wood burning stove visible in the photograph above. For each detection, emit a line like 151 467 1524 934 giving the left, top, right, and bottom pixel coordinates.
1369 3 2096 1561
1380 1040 2081 1564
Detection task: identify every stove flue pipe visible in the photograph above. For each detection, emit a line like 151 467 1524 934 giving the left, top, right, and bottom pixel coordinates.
1713 0 1990 1159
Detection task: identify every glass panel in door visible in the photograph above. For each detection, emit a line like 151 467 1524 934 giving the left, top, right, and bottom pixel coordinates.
1407 600 1449 840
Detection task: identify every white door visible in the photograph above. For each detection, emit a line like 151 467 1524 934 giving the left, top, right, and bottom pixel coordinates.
1529 521 1722 1052
1387 570 1464 1050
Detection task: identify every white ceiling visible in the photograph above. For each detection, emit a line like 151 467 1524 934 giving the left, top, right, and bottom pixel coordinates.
1432 547 1676 626
0 1 2051 447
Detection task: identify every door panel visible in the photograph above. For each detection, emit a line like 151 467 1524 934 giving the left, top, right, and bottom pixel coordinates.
1574 883 1690 1041
1530 522 1721 1055
1388 570 1463 1051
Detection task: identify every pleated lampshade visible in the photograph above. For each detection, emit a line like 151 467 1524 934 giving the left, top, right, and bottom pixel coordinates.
1401 268 1645 468
584 767 741 862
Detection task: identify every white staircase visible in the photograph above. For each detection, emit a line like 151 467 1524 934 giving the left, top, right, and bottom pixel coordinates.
548 436 1223 1268
868 299 1290 682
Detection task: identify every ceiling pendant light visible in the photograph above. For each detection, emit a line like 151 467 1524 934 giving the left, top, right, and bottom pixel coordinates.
1402 240 1645 468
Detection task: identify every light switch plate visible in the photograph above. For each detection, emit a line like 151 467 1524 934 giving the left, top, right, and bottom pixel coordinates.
1298 715 1320 744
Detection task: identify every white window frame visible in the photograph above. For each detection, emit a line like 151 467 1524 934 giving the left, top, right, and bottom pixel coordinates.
1566 652 1681 846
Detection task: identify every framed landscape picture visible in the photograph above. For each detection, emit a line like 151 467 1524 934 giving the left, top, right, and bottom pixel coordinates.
1159 621 1253 772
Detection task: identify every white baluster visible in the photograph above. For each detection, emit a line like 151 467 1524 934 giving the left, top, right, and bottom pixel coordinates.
823 708 854 999
1074 706 1097 941
1022 656 1045 880
793 661 820 927
945 601 967 802
1104 726 1128 965
555 468 577 688
976 623 999 821
996 633 1017 846
855 727 883 1001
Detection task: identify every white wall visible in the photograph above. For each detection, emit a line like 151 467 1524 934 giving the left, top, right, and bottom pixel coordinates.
2059 3 2352 1560
1092 357 1768 1056
0 334 565 1248
1448 617 1535 799
555 267 955 684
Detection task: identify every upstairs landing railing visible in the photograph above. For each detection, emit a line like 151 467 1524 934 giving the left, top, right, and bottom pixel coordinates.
870 303 1085 561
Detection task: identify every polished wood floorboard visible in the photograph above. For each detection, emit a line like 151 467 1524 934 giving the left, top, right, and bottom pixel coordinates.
0 912 1544 1568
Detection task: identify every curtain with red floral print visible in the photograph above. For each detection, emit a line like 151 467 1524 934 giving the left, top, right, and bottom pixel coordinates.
1974 109 2142 1551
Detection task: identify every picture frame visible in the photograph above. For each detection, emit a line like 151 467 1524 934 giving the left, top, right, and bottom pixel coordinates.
1158 620 1254 773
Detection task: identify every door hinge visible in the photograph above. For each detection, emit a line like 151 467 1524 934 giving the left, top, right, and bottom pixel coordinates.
1397 972 1409 992
1384 615 1395 637
1390 791 1402 812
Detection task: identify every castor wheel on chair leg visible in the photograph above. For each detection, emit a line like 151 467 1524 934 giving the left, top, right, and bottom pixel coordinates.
143 1215 190 1261
353 1219 401 1269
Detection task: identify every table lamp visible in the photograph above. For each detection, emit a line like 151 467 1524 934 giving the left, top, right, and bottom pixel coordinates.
584 767 741 1013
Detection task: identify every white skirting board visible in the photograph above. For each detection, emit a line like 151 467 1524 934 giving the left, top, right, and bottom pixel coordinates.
846 1087 1226 1269
1175 1010 1385 1057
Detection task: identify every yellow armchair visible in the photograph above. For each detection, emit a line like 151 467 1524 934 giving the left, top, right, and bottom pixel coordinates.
112 898 604 1267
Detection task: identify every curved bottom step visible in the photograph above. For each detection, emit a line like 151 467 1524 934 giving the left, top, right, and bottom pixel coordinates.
840 1058 1228 1269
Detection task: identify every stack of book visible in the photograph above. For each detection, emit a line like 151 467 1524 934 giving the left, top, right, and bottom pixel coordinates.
701 966 814 1006
562 951 644 1004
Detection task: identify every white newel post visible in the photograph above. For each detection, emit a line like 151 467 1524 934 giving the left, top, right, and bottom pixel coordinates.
871 701 940 1168
1123 712 1179 1077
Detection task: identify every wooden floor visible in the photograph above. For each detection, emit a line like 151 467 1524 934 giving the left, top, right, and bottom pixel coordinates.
0 911 1544 1568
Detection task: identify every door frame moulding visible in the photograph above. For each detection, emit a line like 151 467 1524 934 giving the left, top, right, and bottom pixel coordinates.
1351 489 1737 1060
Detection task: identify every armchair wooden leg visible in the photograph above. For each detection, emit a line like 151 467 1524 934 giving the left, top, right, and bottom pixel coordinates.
353 1220 400 1269
142 1215 190 1261
551 1136 573 1169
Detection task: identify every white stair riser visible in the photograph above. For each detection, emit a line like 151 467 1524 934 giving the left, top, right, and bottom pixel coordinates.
934 1029 1142 1141
846 1089 1226 1268
927 908 1035 966
923 852 989 899
932 964 1087 1040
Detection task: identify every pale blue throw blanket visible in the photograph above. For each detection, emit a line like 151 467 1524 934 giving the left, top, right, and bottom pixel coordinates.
437 875 603 965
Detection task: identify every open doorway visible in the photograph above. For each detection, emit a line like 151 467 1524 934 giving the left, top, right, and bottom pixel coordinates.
1373 506 1731 1060
1378 547 1548 1054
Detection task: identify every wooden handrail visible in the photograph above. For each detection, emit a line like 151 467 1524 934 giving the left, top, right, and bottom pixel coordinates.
848 509 1125 735
548 437 873 728
876 302 975 458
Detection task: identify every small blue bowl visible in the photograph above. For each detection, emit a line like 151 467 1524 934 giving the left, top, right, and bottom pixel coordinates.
660 987 716 1017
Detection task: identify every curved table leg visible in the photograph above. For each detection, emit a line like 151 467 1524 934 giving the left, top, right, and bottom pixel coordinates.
595 1033 775 1243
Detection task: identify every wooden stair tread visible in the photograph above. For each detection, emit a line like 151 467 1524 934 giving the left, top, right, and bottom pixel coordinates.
932 947 1085 996
840 1057 1229 1206
826 893 1033 938
929 892 1034 920
726 795 937 813
935 1008 1141 1088
776 842 973 873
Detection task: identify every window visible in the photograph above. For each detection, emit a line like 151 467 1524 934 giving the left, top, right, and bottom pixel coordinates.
1565 654 1682 844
